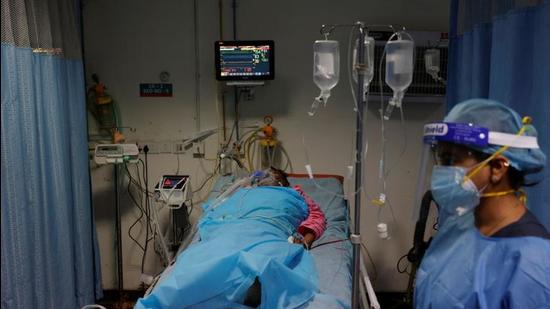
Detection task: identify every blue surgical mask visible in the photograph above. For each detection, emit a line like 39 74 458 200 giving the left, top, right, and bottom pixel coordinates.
430 165 481 217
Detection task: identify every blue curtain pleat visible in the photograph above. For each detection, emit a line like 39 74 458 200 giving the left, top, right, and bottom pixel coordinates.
1 43 101 309
447 2 550 229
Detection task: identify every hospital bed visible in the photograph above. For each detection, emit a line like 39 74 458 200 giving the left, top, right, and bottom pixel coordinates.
144 174 352 308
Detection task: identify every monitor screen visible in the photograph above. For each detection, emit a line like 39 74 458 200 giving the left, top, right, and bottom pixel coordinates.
154 175 189 190
215 40 275 81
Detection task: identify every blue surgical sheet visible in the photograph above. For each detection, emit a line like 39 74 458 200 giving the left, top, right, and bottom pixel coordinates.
135 186 319 308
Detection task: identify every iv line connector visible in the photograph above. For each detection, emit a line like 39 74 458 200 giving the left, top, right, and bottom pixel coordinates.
350 234 362 244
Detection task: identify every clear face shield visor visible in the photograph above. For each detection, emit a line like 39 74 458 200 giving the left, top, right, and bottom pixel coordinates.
411 122 491 221
412 120 540 221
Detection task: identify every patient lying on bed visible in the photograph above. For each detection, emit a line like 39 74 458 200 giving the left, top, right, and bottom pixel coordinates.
135 169 326 309
255 168 326 249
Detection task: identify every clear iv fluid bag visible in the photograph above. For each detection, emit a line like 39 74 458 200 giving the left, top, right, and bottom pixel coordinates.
310 40 340 116
313 40 340 92
424 48 440 75
352 36 375 87
385 39 414 93
383 38 414 120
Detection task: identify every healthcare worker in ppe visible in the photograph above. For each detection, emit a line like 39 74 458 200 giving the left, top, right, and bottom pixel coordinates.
414 99 550 308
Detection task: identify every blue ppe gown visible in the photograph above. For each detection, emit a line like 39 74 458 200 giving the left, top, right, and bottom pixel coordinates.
414 208 550 308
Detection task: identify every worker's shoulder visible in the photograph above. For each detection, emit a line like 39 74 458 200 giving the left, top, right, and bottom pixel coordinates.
507 235 550 264
494 210 550 240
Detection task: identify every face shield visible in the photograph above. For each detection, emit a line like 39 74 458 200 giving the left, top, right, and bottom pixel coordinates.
412 121 540 222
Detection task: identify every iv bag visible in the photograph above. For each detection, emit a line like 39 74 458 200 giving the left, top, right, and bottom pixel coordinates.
310 40 340 116
385 39 414 93
352 36 375 87
313 40 340 92
383 38 414 120
424 48 440 76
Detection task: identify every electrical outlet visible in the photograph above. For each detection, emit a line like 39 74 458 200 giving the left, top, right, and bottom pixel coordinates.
144 143 160 154
193 144 205 158
193 152 205 158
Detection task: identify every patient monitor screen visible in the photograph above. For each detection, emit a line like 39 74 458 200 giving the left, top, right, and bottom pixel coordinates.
215 40 274 80
155 175 189 190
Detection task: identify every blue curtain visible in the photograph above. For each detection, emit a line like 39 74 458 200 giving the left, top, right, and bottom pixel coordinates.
447 1 550 229
1 36 101 309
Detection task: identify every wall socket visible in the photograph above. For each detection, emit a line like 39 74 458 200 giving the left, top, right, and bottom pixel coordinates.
142 142 160 154
193 145 205 158
138 142 171 154
137 141 195 155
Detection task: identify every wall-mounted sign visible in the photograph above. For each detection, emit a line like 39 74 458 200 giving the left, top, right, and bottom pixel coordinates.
140 83 173 97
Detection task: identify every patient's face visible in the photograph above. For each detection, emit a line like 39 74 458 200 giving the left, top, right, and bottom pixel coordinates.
247 168 290 187
270 168 290 187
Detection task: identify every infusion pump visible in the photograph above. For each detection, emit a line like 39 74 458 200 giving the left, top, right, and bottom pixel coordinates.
94 144 139 165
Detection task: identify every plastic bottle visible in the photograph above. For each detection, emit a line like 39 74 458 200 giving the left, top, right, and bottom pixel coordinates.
424 48 440 79
425 48 447 86
310 40 340 116
352 36 375 92
385 39 414 92
377 222 389 239
383 38 414 120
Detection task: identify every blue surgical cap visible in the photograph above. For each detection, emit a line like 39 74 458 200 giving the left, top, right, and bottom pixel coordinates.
444 99 546 174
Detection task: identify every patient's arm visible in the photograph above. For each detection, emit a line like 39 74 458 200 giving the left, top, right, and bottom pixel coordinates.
293 185 326 244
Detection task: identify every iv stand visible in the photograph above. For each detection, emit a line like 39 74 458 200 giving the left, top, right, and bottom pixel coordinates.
320 21 386 309
352 23 366 309
113 164 124 303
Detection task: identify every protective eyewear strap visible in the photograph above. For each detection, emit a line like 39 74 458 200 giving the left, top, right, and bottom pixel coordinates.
464 116 531 182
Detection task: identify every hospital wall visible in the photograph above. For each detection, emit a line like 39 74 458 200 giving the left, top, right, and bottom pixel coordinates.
83 0 448 292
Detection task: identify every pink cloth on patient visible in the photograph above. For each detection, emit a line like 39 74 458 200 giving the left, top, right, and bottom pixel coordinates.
294 185 326 240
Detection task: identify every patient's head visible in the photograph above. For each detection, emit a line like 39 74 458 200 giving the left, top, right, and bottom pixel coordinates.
251 167 290 187
269 167 290 187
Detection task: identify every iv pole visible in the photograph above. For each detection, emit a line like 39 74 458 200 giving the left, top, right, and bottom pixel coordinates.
317 22 408 308
319 21 366 309
351 23 366 309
